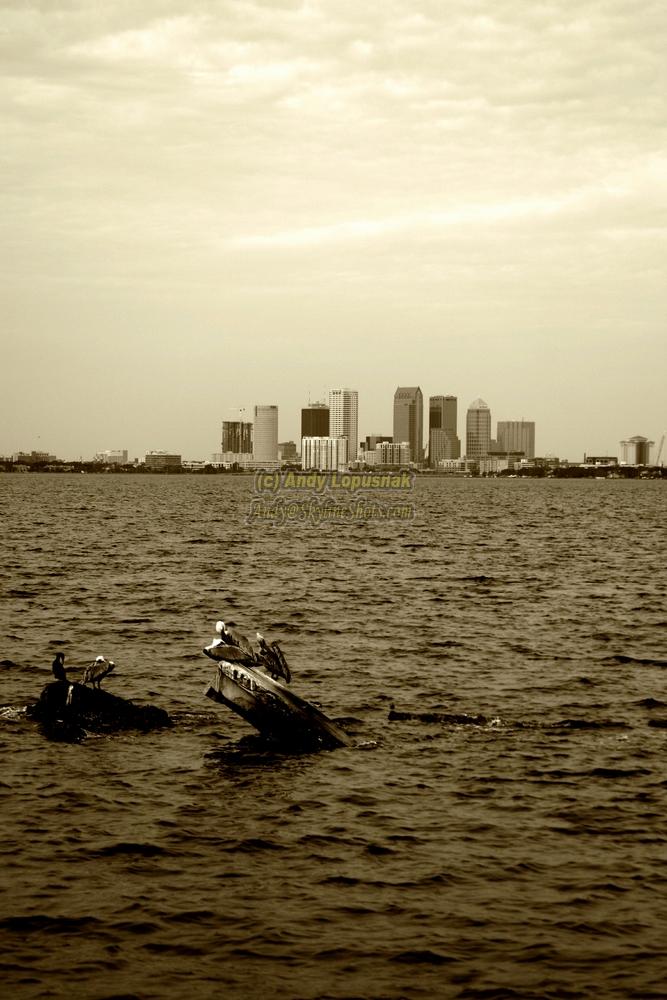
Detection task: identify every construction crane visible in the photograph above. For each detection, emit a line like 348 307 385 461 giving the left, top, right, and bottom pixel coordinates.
656 433 665 466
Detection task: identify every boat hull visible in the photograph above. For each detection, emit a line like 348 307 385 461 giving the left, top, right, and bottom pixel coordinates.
204 661 350 750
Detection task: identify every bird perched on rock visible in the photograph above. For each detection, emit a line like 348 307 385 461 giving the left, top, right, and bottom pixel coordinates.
51 652 67 682
83 655 115 689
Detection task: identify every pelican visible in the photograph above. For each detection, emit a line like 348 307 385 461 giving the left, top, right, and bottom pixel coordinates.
216 620 255 658
51 652 67 682
256 633 291 684
83 655 115 689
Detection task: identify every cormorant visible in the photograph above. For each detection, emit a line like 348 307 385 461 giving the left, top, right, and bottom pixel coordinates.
51 652 67 682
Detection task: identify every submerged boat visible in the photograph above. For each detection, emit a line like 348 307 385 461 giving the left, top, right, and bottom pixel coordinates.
203 637 350 750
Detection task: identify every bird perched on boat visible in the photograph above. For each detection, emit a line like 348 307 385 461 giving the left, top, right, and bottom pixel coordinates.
51 652 67 682
215 620 255 658
83 655 115 689
256 633 291 684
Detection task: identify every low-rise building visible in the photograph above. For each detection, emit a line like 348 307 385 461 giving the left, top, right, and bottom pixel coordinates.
301 436 348 471
144 451 181 470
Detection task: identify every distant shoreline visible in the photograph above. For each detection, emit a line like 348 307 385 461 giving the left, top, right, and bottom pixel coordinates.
1 464 664 480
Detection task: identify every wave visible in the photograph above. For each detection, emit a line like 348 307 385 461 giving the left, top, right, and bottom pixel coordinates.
604 654 667 667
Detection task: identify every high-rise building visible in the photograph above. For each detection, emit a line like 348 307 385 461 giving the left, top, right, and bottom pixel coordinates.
301 436 348 471
466 398 491 460
393 387 423 464
253 405 279 462
222 421 253 454
301 403 329 437
329 389 358 461
496 421 535 460
429 395 460 465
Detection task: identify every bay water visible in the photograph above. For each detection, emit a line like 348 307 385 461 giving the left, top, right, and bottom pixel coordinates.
1 473 665 999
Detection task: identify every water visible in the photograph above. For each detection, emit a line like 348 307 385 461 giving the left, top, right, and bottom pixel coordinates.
1 473 665 999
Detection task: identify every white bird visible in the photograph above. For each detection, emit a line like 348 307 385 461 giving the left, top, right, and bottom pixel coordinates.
83 655 115 689
216 620 255 658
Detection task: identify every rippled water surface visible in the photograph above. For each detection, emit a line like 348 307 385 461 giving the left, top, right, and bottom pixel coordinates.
1 473 666 999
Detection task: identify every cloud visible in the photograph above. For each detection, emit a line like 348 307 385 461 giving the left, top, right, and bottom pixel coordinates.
1 1 665 459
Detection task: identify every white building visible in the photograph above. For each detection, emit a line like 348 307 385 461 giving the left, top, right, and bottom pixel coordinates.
94 449 128 465
620 436 653 465
253 405 279 462
328 389 358 461
301 436 348 471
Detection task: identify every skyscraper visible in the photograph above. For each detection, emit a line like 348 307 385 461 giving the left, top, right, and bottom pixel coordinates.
393 387 423 463
222 420 253 454
429 395 460 465
496 421 535 460
253 405 278 462
301 403 329 437
329 389 358 461
466 398 491 460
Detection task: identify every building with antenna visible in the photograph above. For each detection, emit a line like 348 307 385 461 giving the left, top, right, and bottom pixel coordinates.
301 402 329 437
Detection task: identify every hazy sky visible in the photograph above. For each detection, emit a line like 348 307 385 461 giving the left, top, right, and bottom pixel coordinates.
2 0 665 462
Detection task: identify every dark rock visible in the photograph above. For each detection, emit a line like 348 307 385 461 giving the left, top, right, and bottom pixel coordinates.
26 681 172 737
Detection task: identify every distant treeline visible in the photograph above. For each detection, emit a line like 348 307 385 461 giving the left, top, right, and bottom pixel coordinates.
0 462 232 474
1 461 664 479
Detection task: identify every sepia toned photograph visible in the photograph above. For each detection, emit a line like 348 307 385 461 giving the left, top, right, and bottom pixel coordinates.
1 2 665 999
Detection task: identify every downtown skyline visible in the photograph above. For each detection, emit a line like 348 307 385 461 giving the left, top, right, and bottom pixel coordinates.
6 380 660 466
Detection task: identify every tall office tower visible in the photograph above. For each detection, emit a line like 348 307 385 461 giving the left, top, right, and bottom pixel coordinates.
301 403 329 437
222 421 253 454
393 387 424 464
301 436 348 472
496 421 536 460
253 405 279 462
466 398 492 459
429 395 460 465
329 389 358 461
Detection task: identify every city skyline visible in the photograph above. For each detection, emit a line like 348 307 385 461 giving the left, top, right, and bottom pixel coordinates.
5 381 663 465
2 3 665 464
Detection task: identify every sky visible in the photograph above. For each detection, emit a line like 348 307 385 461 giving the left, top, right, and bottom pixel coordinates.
2 0 666 463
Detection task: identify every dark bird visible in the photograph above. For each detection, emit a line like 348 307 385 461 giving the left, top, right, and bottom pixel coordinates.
83 655 115 689
256 633 291 684
51 652 67 682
